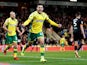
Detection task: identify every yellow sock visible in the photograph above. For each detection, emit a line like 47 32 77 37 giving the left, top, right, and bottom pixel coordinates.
14 53 17 58
14 48 17 58
40 45 45 59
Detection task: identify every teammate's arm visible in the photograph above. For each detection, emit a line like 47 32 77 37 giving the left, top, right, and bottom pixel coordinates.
16 21 21 33
21 12 34 35
17 27 25 36
69 25 74 39
17 27 21 33
3 19 11 33
80 21 86 39
45 14 62 28
22 13 34 26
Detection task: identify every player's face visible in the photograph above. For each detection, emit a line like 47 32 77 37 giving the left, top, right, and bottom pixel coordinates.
79 15 81 18
10 12 16 19
77 15 81 19
36 5 44 13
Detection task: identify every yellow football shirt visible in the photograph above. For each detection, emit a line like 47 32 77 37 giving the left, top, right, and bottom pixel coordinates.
4 17 18 36
60 38 66 44
23 11 59 33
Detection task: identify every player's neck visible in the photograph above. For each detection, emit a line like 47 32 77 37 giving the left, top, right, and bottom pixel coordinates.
76 17 80 19
37 11 42 14
10 17 15 20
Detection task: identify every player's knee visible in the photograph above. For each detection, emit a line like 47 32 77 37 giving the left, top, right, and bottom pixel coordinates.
39 40 44 45
13 43 17 47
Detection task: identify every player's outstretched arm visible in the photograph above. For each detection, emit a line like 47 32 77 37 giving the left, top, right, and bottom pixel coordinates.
45 14 62 28
47 19 62 28
22 12 34 26
22 19 31 26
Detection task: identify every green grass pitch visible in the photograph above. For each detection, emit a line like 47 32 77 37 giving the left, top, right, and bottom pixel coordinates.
0 51 87 65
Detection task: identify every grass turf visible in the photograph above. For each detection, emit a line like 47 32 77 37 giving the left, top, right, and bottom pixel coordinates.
0 51 87 65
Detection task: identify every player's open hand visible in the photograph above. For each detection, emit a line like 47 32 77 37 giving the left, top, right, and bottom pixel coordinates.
19 32 23 36
58 24 62 28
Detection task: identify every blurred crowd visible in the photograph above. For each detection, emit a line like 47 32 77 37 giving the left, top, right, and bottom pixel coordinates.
0 5 87 46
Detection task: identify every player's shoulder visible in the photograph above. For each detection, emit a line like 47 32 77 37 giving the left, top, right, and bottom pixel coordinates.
42 12 48 15
42 12 48 18
15 18 18 21
29 11 37 17
5 17 11 22
80 19 83 24
78 19 83 21
77 19 83 23
73 18 78 21
6 17 10 20
31 11 37 14
15 18 18 23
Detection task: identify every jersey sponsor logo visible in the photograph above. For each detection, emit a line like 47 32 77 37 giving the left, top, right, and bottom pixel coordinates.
9 24 17 26
36 20 44 22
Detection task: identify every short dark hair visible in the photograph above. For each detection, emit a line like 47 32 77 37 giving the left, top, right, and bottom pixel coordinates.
37 3 44 7
75 12 81 17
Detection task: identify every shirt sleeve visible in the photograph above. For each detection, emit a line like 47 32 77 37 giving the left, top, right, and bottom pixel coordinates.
81 21 83 24
79 19 83 25
23 12 34 26
45 14 58 27
4 19 9 26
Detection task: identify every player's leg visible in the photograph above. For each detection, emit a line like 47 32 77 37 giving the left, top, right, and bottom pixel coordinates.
60 44 65 52
4 44 12 55
37 32 47 62
77 33 85 51
30 39 38 52
2 39 5 52
60 44 63 52
62 46 65 51
74 41 80 58
77 40 82 51
12 35 19 60
38 37 47 62
4 35 12 55
77 39 85 51
21 33 33 55
73 32 81 58
21 41 33 55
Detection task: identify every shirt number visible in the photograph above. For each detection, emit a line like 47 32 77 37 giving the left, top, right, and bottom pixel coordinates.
73 19 78 29
73 19 77 27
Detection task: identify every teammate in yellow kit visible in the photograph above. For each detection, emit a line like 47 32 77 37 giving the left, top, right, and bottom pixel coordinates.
60 34 68 52
3 11 21 60
21 4 62 62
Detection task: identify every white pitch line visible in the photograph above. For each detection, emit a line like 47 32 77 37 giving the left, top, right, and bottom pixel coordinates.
0 55 87 61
